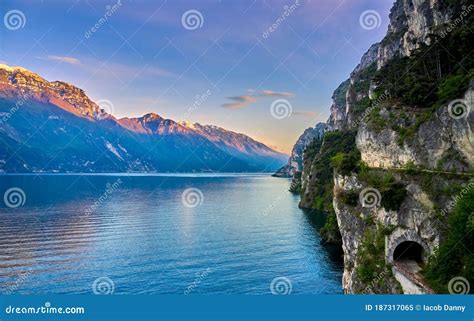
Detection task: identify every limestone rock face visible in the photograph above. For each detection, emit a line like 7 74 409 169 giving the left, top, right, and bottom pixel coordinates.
357 88 473 171
295 0 473 294
326 80 350 131
274 123 326 177
352 43 380 76
376 0 453 69
333 172 467 293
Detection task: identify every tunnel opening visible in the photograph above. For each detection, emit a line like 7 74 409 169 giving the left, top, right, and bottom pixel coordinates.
393 241 424 263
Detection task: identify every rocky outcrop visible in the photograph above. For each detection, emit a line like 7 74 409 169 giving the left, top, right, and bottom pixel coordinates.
274 123 326 177
352 43 380 75
376 0 454 69
325 0 471 131
357 88 473 171
326 80 350 131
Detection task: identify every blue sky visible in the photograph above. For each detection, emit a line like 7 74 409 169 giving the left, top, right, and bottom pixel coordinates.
0 0 393 153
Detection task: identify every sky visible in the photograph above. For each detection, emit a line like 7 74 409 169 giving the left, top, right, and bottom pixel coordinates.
0 0 393 153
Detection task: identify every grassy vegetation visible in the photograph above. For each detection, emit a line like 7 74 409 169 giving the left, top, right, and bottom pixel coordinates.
355 224 404 294
423 188 474 294
331 150 361 177
356 225 391 283
358 170 407 212
365 106 385 132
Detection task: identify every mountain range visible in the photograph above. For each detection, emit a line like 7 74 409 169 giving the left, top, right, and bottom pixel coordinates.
0 64 287 173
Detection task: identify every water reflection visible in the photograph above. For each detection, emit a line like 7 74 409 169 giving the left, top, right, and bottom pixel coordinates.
0 174 343 294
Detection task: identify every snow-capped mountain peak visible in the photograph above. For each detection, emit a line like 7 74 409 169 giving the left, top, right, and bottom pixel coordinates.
0 64 287 173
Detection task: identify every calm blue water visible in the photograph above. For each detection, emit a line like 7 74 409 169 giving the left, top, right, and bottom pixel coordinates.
0 174 343 294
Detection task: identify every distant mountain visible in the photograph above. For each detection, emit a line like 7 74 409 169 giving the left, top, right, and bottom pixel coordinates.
0 64 287 173
273 123 326 177
187 122 288 170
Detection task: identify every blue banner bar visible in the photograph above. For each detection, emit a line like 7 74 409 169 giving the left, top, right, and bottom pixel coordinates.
0 295 471 321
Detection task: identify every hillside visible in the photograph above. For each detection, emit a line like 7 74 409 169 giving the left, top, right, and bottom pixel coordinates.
290 0 473 294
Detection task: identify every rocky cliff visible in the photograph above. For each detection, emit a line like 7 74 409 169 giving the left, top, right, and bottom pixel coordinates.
294 0 473 294
274 122 326 177
376 0 455 69
357 86 473 172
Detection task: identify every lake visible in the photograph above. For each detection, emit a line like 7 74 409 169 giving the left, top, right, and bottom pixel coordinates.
0 174 343 294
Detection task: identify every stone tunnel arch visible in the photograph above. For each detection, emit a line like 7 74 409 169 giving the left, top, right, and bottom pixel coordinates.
387 229 430 264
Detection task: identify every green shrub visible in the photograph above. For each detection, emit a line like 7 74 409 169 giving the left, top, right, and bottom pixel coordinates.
340 190 359 207
438 74 465 102
356 226 389 283
331 150 361 176
374 12 474 109
320 211 341 243
423 189 474 293
381 182 407 211
358 172 407 211
403 160 417 174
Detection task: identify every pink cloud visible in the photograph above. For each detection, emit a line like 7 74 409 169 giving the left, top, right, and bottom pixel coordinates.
46 55 81 65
